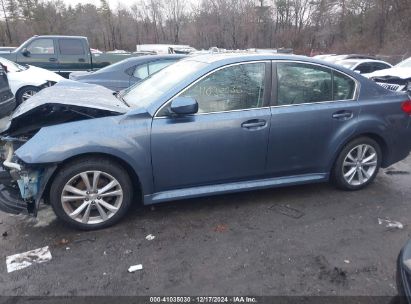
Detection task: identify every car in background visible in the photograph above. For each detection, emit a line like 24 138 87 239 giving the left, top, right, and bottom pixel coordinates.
0 57 63 105
69 55 185 91
336 59 392 74
0 64 16 118
136 44 196 54
323 54 377 63
367 57 411 93
0 35 142 77
0 47 16 53
0 54 410 230
396 239 411 303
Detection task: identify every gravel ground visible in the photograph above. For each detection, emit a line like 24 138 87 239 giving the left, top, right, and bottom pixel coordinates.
0 156 411 297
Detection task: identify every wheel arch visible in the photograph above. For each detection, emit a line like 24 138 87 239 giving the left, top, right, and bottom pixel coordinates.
42 152 143 205
330 132 389 172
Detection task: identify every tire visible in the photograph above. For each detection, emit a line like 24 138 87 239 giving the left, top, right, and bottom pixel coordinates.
332 137 381 190
16 86 41 105
50 157 133 230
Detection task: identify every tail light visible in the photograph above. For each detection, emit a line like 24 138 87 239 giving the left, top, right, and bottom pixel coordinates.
401 100 411 115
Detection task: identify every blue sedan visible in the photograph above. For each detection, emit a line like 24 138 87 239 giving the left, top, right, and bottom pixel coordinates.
0 53 411 230
69 54 185 91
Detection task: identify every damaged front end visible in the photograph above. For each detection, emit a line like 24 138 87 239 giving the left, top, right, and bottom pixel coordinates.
0 137 56 216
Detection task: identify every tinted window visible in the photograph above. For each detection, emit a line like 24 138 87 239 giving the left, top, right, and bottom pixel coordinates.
133 64 148 79
372 62 391 71
179 62 266 113
355 63 372 74
59 39 85 55
277 62 332 105
148 60 175 75
27 38 54 54
333 71 355 100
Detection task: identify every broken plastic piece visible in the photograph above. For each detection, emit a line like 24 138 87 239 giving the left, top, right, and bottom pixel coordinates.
378 218 404 229
128 264 143 273
145 234 155 241
6 246 52 273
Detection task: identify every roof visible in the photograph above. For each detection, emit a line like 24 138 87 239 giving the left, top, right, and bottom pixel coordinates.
33 35 88 39
187 52 308 64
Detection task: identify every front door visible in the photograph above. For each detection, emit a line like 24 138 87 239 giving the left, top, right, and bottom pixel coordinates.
151 61 272 192
16 37 59 71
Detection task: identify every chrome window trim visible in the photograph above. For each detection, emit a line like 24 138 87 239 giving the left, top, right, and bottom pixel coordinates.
273 60 360 107
154 60 270 118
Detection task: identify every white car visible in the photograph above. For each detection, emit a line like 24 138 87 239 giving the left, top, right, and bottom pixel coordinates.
0 57 63 104
336 59 392 74
366 57 411 92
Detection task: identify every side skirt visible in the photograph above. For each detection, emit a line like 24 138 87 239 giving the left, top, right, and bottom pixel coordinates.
143 173 329 205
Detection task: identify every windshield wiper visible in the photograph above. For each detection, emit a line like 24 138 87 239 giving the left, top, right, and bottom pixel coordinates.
115 91 130 107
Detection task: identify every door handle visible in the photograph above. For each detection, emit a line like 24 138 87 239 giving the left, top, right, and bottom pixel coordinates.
49 58 58 62
332 111 353 120
241 119 267 129
78 58 85 62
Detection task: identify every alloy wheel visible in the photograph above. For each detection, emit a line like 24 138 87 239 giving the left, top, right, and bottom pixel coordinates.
342 144 378 186
22 90 38 101
61 170 123 224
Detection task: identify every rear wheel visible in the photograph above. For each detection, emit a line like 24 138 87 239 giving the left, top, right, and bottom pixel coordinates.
332 137 381 190
50 157 133 230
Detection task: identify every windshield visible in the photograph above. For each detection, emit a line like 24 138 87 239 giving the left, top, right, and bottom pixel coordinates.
0 57 27 72
396 57 411 68
123 59 207 108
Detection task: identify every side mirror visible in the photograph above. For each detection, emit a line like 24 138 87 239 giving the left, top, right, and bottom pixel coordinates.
170 97 198 115
22 48 30 57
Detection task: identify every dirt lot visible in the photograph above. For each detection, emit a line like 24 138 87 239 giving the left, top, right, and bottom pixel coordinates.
1 156 411 298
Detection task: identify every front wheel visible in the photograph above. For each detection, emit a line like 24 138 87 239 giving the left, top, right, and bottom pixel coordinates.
16 86 41 105
332 137 381 190
50 158 133 230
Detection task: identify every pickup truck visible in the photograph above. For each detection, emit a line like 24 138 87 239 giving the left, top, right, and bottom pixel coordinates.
0 35 138 78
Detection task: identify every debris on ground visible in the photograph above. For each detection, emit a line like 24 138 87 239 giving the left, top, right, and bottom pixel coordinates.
214 224 228 233
73 236 96 243
65 247 70 251
2 231 7 237
56 238 70 246
378 218 404 230
128 264 143 273
385 170 410 175
344 260 350 264
270 204 305 219
6 246 52 273
124 249 132 255
145 234 155 241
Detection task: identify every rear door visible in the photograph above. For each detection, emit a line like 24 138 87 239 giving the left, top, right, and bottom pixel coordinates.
151 61 272 192
266 61 359 177
57 38 91 73
16 37 59 71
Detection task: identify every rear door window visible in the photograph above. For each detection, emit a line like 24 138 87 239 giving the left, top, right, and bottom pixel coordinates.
276 62 356 105
277 62 332 105
58 39 85 55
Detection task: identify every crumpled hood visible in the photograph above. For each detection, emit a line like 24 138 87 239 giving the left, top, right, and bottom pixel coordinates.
12 80 129 119
367 67 411 80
